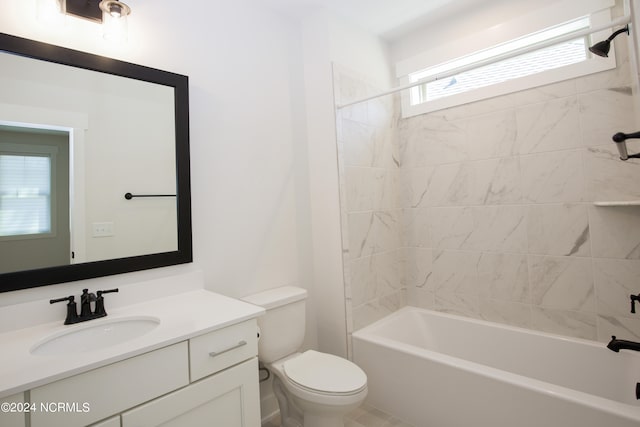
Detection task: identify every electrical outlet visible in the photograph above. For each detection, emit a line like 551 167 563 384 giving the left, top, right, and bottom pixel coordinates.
92 222 114 237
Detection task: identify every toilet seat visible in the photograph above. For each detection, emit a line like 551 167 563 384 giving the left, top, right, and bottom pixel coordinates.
283 350 367 396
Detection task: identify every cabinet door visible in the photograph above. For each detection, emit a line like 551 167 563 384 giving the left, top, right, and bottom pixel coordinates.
122 357 260 427
89 416 120 427
0 392 25 427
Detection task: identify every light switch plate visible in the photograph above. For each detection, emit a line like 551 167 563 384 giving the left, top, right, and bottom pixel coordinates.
92 222 114 237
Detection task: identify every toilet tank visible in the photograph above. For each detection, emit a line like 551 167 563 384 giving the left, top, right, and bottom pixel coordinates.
242 286 307 363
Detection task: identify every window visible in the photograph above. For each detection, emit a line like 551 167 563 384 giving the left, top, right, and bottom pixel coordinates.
409 18 590 105
397 1 617 117
0 145 56 238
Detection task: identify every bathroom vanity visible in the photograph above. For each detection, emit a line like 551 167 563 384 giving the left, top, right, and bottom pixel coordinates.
0 289 264 427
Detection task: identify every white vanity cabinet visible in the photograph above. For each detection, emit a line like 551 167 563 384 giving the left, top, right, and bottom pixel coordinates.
27 319 260 427
89 416 120 427
31 342 189 427
0 392 26 427
121 358 259 426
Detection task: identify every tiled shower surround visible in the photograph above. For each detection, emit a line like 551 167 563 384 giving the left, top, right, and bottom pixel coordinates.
335 37 640 348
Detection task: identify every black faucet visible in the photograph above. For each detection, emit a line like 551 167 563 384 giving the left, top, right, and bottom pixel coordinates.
80 289 96 317
607 336 640 352
50 288 119 325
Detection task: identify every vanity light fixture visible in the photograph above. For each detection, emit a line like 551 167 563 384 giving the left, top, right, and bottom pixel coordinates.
99 0 132 42
38 0 132 42
589 25 629 57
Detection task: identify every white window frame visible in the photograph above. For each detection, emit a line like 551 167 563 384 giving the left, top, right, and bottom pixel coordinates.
396 0 618 118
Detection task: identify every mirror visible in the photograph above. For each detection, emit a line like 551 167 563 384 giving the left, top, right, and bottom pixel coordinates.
0 32 192 292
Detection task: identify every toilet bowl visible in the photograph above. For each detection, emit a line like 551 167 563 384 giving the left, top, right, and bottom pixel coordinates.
242 287 367 427
270 351 367 427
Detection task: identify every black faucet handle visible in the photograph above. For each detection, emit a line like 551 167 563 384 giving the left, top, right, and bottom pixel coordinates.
50 295 79 325
94 288 118 317
50 295 75 304
97 288 119 297
613 131 640 142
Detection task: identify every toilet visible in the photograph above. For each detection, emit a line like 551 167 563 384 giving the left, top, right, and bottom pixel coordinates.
242 286 367 427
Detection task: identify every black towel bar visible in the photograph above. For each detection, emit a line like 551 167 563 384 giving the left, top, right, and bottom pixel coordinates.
124 192 176 200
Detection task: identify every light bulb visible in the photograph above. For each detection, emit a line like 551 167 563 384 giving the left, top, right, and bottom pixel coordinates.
109 4 123 18
99 1 131 43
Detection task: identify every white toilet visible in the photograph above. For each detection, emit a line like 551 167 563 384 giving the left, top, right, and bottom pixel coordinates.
242 286 367 427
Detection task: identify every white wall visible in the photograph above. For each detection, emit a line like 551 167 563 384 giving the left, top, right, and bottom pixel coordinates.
0 0 313 332
299 9 392 358
328 15 393 91
389 0 563 65
299 8 345 358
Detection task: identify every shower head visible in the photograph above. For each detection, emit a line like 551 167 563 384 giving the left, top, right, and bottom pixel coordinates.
589 25 630 57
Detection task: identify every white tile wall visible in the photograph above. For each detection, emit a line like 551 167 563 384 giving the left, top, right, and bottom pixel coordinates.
526 203 590 257
335 33 640 343
334 65 406 355
520 151 586 203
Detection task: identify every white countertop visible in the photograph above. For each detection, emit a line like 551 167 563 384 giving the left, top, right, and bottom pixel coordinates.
0 289 264 398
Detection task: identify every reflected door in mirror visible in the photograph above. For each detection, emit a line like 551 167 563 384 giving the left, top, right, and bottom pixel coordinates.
0 127 70 273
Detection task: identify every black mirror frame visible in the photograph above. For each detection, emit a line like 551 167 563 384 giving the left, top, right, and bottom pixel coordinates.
0 32 192 292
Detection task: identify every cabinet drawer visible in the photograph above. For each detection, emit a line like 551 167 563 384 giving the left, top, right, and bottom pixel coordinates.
122 357 260 427
189 319 258 381
31 342 189 427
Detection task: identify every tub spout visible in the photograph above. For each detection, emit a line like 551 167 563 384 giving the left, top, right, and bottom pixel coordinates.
607 336 640 352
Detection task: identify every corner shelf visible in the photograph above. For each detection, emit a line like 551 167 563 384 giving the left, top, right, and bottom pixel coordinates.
593 201 640 207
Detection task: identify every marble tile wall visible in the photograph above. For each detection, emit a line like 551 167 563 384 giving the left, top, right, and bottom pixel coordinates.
399 36 640 342
336 35 640 344
334 66 406 354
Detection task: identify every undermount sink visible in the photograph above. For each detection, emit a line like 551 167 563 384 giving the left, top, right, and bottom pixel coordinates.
31 316 160 356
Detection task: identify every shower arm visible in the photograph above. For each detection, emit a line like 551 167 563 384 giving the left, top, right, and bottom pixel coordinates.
612 131 640 160
607 26 630 42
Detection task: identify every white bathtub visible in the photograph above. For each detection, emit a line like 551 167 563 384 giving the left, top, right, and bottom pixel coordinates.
352 306 640 427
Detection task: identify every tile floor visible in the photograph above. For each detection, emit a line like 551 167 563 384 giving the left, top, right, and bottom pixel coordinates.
262 403 415 427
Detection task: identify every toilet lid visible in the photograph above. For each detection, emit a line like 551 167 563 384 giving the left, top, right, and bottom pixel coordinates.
283 350 367 394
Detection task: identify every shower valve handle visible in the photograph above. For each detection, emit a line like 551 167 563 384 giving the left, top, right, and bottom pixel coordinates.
612 131 640 142
612 131 640 160
631 294 640 314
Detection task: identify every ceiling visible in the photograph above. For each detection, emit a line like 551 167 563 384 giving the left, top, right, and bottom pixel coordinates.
259 0 503 40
